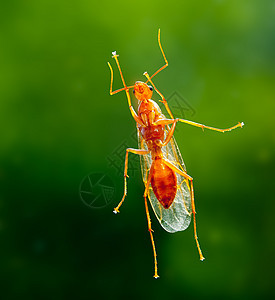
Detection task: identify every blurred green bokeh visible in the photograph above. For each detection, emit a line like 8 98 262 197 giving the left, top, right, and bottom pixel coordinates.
0 0 274 299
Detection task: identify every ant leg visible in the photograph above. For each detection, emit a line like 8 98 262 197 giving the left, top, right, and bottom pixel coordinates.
113 148 149 214
144 196 159 279
107 61 129 95
162 160 205 261
177 118 245 133
109 51 129 91
162 119 178 146
146 29 168 81
108 53 143 126
154 118 244 133
189 179 205 261
144 162 159 279
143 71 174 119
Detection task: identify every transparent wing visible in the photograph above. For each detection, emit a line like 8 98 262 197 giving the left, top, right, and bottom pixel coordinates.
138 120 192 233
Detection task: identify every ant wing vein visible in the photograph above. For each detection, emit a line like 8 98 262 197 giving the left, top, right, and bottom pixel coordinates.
137 125 192 233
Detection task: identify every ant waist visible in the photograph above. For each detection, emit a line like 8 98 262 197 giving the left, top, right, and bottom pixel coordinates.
145 141 163 159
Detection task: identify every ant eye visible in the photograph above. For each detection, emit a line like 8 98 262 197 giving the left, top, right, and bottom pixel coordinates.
149 86 153 91
133 90 135 94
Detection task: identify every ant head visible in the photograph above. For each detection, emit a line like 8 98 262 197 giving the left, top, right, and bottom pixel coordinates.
133 81 153 102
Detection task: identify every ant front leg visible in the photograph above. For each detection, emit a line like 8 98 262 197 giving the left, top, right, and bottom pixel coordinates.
146 29 169 81
108 54 143 127
113 148 149 214
143 71 174 119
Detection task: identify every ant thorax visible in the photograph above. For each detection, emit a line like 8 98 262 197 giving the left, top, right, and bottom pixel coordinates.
138 99 162 126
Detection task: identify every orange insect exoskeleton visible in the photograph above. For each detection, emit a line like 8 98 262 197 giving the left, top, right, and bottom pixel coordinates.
107 29 244 279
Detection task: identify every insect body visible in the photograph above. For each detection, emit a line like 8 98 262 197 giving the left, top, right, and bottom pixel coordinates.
107 30 244 279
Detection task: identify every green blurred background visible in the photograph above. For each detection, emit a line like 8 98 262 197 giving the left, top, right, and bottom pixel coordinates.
0 0 274 299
